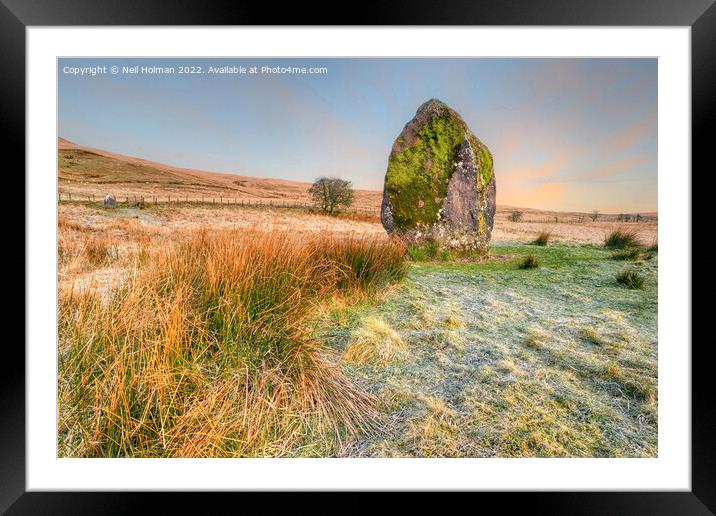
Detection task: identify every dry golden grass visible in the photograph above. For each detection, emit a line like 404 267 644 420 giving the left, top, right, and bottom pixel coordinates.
342 316 406 365
492 212 657 245
58 227 407 457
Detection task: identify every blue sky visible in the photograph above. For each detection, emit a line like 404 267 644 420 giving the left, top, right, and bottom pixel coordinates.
58 58 657 212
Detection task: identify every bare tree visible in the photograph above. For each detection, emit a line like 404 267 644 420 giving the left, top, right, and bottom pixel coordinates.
309 177 354 214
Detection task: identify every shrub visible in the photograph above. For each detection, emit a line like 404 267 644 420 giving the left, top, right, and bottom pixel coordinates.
518 254 539 269
532 231 551 246
508 211 523 223
604 228 642 249
616 268 644 289
57 229 407 457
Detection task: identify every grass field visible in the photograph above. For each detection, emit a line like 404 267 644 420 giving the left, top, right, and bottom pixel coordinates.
56 142 658 458
57 200 657 457
321 243 657 457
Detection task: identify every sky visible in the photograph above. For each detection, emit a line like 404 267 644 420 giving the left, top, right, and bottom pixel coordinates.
58 58 657 213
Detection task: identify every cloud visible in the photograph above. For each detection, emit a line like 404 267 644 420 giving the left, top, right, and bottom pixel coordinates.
500 146 579 184
500 181 566 209
583 155 650 181
604 117 656 155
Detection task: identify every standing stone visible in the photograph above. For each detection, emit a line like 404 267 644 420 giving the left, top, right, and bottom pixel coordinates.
103 194 116 209
381 99 496 252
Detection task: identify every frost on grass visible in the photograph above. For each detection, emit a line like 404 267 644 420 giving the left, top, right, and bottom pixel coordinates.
336 243 657 458
342 316 406 365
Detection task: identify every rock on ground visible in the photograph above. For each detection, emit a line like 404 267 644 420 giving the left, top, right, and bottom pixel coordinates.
380 99 496 252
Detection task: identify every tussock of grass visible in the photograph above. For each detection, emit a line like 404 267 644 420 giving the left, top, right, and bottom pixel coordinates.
58 229 406 457
604 228 642 249
599 361 656 402
59 235 120 269
443 314 464 329
342 316 406 365
580 327 608 346
524 327 547 349
58 212 86 232
518 254 539 269
616 268 645 289
82 237 118 266
611 248 641 261
406 396 461 457
532 231 551 246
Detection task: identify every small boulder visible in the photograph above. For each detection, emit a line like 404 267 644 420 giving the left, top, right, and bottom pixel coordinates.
380 99 496 253
103 194 116 209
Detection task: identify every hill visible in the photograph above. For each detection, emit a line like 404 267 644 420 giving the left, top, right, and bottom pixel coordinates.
58 138 382 210
57 138 657 222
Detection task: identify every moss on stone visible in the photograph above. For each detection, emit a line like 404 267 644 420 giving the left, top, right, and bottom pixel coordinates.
467 133 493 192
385 114 466 230
383 100 495 245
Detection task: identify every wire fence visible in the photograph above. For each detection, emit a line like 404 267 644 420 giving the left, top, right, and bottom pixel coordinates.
58 194 655 223
57 192 381 214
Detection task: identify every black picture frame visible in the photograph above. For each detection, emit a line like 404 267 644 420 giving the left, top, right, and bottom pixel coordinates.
4 0 711 512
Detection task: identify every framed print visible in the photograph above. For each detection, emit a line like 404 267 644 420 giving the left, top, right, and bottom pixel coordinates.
5 0 712 511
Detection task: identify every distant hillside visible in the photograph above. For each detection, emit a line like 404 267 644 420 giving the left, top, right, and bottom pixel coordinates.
57 138 656 220
57 138 382 210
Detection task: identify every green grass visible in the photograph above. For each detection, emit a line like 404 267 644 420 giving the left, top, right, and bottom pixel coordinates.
611 248 642 261
616 268 645 289
406 241 487 262
317 242 657 457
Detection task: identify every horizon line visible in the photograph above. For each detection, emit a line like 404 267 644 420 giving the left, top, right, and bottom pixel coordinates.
58 136 658 216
